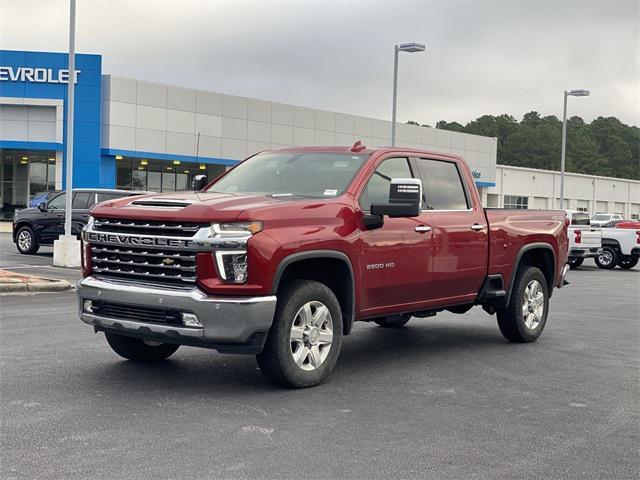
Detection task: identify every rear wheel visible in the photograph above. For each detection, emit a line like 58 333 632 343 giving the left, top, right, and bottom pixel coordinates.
595 246 618 269
617 255 638 270
15 226 39 254
105 332 179 362
567 257 584 269
374 314 411 328
257 280 342 388
496 266 549 343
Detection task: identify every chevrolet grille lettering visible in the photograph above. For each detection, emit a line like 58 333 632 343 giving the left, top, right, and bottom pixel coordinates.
86 232 193 249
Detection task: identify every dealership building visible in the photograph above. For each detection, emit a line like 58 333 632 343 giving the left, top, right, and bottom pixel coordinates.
1 49 638 219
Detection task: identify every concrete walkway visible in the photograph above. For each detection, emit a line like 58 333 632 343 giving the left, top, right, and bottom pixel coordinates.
0 223 12 233
0 268 72 294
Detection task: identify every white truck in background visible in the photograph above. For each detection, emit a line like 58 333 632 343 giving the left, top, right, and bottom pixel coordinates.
566 210 602 269
595 228 640 270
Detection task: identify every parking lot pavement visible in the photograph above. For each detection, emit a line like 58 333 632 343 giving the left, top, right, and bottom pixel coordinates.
0 233 81 285
1 264 638 480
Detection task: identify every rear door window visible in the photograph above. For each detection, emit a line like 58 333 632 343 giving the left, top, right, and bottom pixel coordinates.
96 192 128 203
416 159 469 210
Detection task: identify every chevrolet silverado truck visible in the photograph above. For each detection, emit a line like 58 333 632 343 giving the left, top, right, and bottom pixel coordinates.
565 210 602 269
78 144 569 388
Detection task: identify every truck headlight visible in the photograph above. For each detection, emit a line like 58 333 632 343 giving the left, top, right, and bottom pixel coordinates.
215 250 248 283
211 221 263 237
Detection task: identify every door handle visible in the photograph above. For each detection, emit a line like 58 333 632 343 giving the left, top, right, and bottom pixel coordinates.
414 225 432 233
471 223 485 231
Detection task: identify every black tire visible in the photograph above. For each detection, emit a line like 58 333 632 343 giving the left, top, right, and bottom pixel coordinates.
496 266 549 343
105 332 179 362
15 226 39 254
374 314 411 328
257 280 343 388
567 257 584 269
617 255 638 270
595 246 618 270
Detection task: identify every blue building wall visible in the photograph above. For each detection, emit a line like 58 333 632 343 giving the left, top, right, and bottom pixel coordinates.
0 49 104 188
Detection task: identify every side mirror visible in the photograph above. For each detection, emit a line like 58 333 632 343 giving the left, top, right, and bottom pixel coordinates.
371 178 422 218
191 174 208 191
38 202 47 212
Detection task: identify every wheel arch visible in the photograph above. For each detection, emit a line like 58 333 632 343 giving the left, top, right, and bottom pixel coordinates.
272 250 356 335
13 220 34 242
506 243 556 304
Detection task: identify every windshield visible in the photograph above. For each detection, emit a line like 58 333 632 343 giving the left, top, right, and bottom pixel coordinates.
208 152 367 198
592 214 610 221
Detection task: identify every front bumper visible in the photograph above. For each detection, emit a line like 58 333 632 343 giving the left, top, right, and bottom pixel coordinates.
77 276 277 354
569 247 602 258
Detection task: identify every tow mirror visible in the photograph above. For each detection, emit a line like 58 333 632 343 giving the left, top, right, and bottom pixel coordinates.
192 174 208 191
38 202 47 212
371 178 422 217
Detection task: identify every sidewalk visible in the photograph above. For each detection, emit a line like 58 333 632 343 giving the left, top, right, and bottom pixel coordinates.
0 222 11 233
0 269 72 294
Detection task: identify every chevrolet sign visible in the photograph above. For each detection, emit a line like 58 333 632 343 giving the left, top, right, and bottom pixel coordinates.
0 66 81 84
85 232 195 249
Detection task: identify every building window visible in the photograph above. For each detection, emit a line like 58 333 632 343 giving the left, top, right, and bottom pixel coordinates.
504 195 528 209
115 157 226 192
577 207 588 212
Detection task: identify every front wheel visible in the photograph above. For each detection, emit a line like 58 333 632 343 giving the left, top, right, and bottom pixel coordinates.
617 255 638 270
496 266 549 343
105 332 179 362
595 246 618 269
15 226 39 254
257 280 343 388
567 257 584 269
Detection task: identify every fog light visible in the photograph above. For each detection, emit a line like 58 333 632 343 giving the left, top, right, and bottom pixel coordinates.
83 300 94 313
181 313 203 328
214 250 248 284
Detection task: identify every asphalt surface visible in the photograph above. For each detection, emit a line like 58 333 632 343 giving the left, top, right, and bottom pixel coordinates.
1 241 639 479
0 233 82 284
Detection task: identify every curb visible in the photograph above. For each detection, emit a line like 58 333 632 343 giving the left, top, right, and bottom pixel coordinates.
0 279 72 294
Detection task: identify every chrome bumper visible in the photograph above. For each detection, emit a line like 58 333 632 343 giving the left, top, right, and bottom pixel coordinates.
569 247 602 258
77 276 277 351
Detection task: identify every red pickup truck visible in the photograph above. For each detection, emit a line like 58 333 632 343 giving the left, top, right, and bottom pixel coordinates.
78 144 569 387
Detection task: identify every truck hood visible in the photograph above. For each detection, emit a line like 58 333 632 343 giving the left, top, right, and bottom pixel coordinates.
89 190 314 222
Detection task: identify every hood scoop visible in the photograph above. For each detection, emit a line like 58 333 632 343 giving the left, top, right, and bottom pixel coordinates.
128 197 194 208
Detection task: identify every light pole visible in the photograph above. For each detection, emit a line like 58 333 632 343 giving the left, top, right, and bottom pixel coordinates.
559 88 590 209
391 42 425 147
53 0 80 267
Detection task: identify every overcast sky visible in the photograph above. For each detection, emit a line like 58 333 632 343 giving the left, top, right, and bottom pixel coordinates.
1 0 638 126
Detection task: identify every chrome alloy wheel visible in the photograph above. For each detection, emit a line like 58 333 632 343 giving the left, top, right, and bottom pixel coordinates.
522 280 545 330
598 250 614 266
17 230 32 252
289 300 333 371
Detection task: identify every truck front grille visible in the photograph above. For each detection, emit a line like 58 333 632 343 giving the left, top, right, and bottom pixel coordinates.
91 244 197 285
93 217 203 237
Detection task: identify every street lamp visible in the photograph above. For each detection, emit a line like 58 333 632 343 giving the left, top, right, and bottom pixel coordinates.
391 42 426 147
559 89 590 209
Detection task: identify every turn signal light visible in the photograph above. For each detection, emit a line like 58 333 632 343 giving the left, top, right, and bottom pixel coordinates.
636 230 640 244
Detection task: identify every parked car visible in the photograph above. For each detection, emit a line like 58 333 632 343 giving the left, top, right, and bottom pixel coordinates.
601 219 640 229
77 144 569 388
595 226 640 270
29 190 61 208
565 210 602 269
590 213 624 227
12 188 151 254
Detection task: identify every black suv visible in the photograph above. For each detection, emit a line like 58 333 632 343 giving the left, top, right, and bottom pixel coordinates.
12 189 149 254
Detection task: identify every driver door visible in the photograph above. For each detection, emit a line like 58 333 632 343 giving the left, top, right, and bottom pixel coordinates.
358 157 433 316
38 192 66 242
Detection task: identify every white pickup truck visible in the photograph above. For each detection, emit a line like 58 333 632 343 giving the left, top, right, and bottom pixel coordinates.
595 227 640 269
566 210 602 269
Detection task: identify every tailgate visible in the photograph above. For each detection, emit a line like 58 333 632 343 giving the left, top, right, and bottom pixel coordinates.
573 227 602 247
